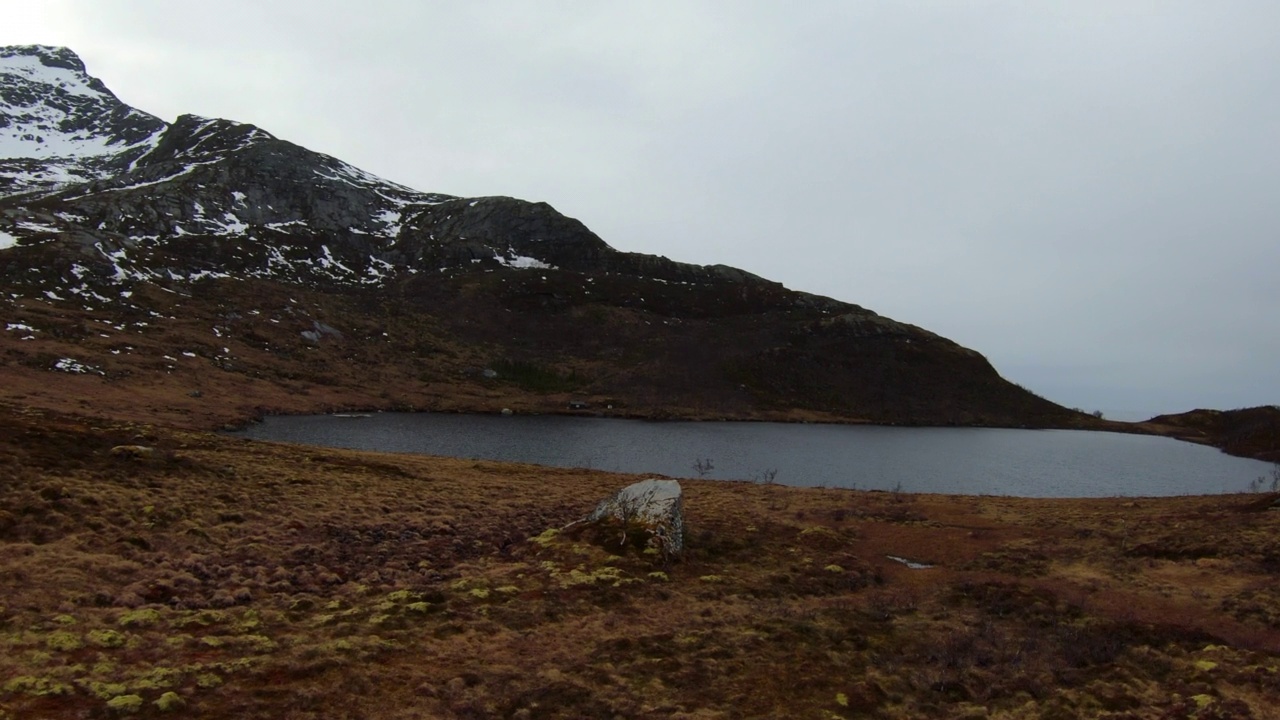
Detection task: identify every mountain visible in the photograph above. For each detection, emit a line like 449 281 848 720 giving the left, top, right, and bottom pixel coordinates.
1138 406 1280 463
0 45 1090 430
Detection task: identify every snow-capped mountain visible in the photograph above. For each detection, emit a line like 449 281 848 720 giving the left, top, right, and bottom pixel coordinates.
0 45 166 197
0 45 627 292
0 45 1085 430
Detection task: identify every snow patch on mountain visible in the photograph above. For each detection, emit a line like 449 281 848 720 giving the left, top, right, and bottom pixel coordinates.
0 45 167 198
495 251 555 270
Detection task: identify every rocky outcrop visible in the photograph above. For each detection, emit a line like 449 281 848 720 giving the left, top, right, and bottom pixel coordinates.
567 479 685 558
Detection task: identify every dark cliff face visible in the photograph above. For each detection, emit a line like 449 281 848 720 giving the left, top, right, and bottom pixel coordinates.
0 45 1084 428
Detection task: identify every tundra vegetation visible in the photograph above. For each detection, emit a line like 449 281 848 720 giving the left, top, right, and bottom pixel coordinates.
1 404 1278 718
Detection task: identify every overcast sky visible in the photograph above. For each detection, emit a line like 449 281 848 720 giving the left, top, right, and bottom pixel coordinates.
4 1 1278 418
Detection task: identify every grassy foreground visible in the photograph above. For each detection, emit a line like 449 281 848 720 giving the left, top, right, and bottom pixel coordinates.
1 405 1279 719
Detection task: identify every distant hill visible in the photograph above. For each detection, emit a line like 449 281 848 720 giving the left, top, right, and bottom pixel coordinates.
1139 406 1280 463
0 44 1094 430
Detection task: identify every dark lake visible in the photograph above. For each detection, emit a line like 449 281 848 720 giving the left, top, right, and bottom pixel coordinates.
230 413 1277 498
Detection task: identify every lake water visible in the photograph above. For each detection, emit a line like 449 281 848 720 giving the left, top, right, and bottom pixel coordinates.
231 413 1277 498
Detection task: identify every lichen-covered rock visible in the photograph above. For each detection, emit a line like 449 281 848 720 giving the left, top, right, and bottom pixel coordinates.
569 479 684 558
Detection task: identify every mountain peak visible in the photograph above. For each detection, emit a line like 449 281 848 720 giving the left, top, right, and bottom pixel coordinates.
0 44 166 197
0 44 90 74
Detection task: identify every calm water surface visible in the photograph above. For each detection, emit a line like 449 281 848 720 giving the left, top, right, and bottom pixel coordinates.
233 413 1275 498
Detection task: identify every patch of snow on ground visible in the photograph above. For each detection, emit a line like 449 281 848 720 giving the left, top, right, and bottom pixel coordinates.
374 209 402 237
494 251 555 270
315 245 354 276
0 230 16 250
53 357 103 375
212 212 248 234
6 323 35 332
365 257 395 283
188 269 232 282
16 221 59 234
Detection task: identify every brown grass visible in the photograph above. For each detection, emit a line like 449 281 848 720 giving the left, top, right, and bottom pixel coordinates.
1 403 1279 718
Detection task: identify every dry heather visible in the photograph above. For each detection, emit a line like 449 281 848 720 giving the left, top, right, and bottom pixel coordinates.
1 404 1279 719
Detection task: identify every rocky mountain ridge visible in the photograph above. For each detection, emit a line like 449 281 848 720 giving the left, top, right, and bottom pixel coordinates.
0 44 1090 430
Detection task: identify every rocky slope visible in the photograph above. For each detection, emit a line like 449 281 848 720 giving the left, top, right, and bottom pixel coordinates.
1138 406 1280 463
0 44 1092 429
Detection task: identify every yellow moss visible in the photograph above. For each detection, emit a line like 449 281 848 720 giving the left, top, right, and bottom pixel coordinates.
406 602 431 613
130 666 182 690
647 571 669 582
238 610 261 631
154 691 185 711
46 630 82 651
117 609 162 627
557 566 626 588
238 634 276 651
1192 694 1215 708
495 585 520 595
106 694 144 712
186 610 227 627
81 680 128 700
88 629 127 648
531 528 560 546
699 575 725 583
200 634 275 652
196 673 223 688
836 692 848 707
468 588 491 599
4 675 74 696
824 564 844 573
53 614 76 625
1194 660 1218 671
